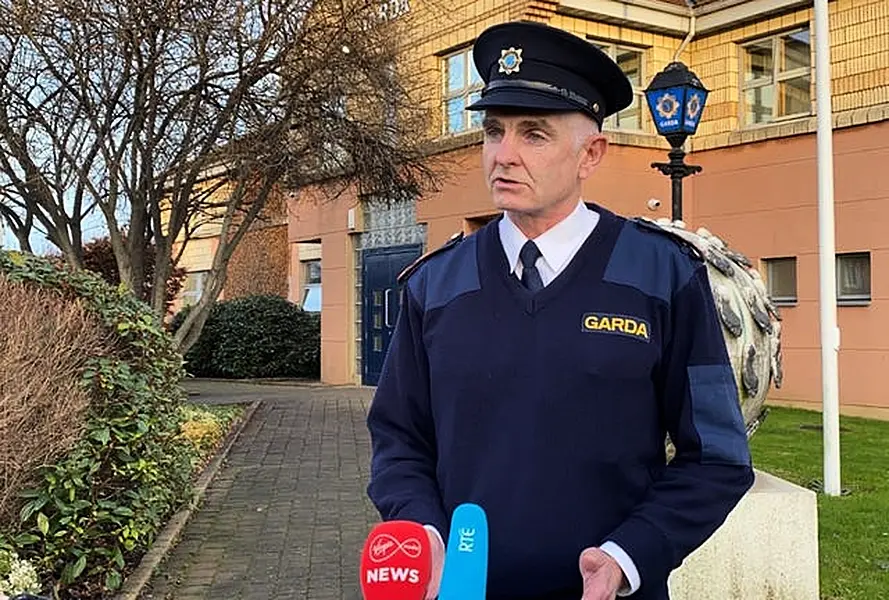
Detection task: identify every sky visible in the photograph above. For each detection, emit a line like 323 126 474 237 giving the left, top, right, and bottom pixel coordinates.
0 210 108 255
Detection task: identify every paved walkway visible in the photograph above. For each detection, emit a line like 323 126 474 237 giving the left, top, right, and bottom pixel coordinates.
139 381 379 600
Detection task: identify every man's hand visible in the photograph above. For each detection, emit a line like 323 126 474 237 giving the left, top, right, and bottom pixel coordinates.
579 547 626 600
424 526 445 600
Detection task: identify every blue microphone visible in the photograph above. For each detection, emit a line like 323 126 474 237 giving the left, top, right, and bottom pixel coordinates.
437 503 489 600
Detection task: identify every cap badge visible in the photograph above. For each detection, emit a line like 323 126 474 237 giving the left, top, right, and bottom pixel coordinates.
498 47 523 75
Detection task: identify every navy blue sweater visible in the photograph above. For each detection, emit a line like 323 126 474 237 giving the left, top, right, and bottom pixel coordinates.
366 204 754 599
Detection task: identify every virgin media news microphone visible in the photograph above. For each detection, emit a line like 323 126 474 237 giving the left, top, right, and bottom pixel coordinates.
437 503 489 600
359 520 431 600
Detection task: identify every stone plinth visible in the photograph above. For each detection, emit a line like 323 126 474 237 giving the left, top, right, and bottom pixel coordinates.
668 469 819 600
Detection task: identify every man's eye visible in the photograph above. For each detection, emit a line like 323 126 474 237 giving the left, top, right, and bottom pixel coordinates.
527 130 547 141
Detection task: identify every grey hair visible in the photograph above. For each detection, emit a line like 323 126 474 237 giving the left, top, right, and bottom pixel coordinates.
572 113 601 152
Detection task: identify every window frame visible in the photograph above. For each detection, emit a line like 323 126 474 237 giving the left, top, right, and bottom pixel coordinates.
587 39 648 133
441 46 484 136
304 259 321 285
301 259 322 312
181 270 210 308
302 284 322 312
836 251 871 305
762 256 798 305
740 27 813 127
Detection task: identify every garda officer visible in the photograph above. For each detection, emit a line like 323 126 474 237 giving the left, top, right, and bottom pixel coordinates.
366 20 754 600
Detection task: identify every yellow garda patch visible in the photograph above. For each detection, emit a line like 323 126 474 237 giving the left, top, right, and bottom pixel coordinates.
581 313 651 342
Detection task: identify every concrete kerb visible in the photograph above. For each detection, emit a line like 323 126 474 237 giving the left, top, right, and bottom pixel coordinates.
113 399 262 600
185 377 330 387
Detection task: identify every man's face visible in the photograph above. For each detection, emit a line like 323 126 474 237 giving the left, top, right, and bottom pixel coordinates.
481 109 606 218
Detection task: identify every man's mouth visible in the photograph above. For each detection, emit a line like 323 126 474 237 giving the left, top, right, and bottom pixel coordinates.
493 176 523 186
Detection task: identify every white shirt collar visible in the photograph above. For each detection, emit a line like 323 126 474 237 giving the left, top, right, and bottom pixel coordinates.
499 200 599 275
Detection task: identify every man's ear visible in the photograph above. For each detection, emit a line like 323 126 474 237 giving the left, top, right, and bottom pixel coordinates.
578 134 608 180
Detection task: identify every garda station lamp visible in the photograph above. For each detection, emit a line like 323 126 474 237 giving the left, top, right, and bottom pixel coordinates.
644 61 709 222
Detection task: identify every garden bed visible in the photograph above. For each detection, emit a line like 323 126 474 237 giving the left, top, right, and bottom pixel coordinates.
113 401 256 600
1 247 257 600
0 401 248 600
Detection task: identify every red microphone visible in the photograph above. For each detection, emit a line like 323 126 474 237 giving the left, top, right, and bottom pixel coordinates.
360 520 432 600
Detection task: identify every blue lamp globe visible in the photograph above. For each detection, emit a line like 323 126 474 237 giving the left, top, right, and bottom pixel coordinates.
644 61 709 145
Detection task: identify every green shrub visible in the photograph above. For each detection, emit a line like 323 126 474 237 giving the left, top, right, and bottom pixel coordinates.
172 294 320 379
0 250 195 599
177 404 244 471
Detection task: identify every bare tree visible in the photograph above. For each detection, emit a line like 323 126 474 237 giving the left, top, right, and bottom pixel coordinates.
0 191 34 252
0 0 438 353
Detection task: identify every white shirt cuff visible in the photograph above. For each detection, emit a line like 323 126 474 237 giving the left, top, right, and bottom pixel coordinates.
424 524 445 549
599 540 641 596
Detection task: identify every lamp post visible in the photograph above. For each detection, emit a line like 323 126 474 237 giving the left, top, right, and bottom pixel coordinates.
644 61 709 222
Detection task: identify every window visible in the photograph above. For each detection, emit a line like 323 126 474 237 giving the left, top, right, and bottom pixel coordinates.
837 252 870 304
305 259 321 284
443 47 484 135
763 257 797 304
590 41 646 131
741 28 811 125
302 260 321 312
181 270 209 307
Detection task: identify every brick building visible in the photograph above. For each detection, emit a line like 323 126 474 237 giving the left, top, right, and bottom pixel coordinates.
179 0 889 418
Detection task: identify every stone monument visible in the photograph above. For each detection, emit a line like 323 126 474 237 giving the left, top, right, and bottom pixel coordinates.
640 217 783 438
639 218 819 600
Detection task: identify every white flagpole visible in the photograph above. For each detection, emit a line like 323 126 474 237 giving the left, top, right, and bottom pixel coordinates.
813 0 841 496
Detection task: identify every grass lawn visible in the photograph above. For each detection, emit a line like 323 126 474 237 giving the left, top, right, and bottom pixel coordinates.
749 405 889 600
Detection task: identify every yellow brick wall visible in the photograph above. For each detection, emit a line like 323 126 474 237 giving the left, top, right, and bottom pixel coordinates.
177 237 216 272
391 0 889 150
546 14 682 139
546 13 683 88
829 0 889 112
395 0 527 140
687 8 818 139
164 173 264 283
394 0 682 141
688 0 889 143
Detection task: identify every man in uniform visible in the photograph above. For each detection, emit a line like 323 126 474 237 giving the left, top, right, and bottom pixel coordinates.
365 20 754 600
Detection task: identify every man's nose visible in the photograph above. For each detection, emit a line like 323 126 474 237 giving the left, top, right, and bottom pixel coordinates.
493 130 520 166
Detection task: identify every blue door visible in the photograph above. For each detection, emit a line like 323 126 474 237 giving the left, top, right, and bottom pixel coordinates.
362 244 422 386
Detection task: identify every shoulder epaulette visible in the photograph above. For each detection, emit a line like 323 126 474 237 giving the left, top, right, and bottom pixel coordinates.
397 231 464 284
630 217 705 261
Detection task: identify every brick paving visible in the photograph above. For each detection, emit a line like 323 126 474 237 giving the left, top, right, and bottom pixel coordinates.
139 382 379 600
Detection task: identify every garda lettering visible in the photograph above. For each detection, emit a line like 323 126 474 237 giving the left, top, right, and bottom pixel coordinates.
582 313 650 342
365 567 421 584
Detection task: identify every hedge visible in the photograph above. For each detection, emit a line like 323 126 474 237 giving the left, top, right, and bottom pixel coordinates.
172 294 321 380
0 249 195 599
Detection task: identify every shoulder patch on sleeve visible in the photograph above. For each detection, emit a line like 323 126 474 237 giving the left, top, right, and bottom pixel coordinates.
688 364 751 466
604 218 700 304
631 217 705 262
397 231 464 284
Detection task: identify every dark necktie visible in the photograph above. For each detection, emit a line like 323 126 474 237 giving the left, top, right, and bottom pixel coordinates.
519 240 544 292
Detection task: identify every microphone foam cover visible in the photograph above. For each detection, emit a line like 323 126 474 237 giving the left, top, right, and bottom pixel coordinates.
360 520 432 600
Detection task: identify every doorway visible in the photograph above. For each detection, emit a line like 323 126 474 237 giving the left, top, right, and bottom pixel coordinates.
361 244 423 385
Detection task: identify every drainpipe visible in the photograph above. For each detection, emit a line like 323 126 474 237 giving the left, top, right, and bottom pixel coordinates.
674 0 696 61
